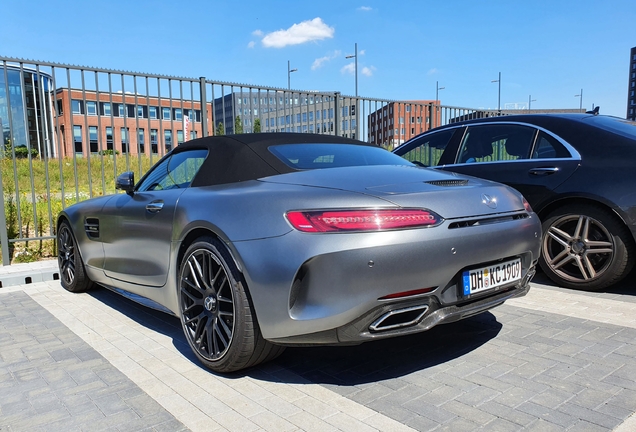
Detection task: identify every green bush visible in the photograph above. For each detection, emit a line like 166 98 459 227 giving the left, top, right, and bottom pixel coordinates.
12 146 39 159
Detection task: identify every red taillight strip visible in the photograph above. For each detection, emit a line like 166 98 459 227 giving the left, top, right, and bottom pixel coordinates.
286 209 442 233
379 287 435 300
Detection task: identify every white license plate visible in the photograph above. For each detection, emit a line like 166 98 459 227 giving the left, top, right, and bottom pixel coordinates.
462 258 522 296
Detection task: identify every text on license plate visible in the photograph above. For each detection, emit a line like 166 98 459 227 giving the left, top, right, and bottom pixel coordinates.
462 258 522 296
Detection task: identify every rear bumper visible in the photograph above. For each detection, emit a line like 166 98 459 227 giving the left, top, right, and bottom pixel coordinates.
269 266 534 345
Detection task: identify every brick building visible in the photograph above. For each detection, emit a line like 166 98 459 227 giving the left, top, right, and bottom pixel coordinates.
368 100 441 148
53 89 212 158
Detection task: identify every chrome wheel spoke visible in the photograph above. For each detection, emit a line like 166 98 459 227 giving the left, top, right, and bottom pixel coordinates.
549 249 572 269
573 255 590 280
582 255 597 279
573 215 585 239
548 226 572 247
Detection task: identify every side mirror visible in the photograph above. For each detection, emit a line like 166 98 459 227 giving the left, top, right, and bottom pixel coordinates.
116 172 135 195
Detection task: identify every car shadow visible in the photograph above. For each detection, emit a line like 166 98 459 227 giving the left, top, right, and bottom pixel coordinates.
88 287 502 385
531 268 636 298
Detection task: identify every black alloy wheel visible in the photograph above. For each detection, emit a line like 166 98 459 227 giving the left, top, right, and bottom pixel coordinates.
540 205 634 291
178 236 284 373
57 220 94 292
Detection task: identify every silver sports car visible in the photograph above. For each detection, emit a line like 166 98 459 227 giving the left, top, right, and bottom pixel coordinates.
58 133 541 373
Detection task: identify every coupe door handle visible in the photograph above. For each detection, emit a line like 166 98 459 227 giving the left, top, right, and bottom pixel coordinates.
529 167 559 176
146 201 164 213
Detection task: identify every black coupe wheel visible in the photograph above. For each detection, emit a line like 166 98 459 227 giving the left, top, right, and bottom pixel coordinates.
178 237 284 373
539 205 635 291
57 220 95 293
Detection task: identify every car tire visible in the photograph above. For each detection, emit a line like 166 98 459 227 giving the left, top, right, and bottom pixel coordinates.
178 236 284 373
539 205 635 291
57 220 95 293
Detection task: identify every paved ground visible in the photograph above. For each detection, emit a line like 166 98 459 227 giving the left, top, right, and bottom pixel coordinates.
1 260 636 431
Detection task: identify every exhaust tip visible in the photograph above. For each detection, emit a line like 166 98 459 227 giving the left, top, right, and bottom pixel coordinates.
370 304 429 332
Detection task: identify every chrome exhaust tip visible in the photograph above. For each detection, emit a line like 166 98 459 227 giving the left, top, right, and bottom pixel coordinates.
370 304 429 332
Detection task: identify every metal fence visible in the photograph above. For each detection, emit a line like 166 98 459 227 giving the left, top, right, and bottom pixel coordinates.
0 55 502 265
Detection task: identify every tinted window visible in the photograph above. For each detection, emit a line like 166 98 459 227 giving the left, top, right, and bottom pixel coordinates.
137 149 207 191
398 130 454 167
458 124 535 164
269 144 413 170
532 131 571 159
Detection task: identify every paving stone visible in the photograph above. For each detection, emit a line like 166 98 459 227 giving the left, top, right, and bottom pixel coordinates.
558 402 624 429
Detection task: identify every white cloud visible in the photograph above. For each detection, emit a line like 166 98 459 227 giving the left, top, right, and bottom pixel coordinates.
359 49 366 56
341 63 356 75
247 41 255 49
311 50 341 70
252 30 264 37
427 68 438 76
261 18 335 48
358 6 372 11
362 66 375 76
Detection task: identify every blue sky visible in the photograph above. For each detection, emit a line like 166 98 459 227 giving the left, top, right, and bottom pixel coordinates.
2 0 634 117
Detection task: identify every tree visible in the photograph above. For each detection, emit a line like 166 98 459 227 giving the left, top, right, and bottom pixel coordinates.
253 118 261 133
234 116 243 134
215 122 225 136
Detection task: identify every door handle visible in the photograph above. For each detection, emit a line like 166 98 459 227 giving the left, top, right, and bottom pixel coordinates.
146 201 164 213
529 167 559 176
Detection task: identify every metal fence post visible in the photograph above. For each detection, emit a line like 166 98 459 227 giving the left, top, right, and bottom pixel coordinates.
199 77 209 137
0 163 10 265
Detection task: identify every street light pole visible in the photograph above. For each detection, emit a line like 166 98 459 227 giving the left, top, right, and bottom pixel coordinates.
436 81 445 103
345 43 358 96
528 95 536 111
287 60 297 90
491 72 501 113
575 89 583 111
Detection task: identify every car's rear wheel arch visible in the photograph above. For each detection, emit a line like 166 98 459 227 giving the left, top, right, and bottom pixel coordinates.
537 196 631 233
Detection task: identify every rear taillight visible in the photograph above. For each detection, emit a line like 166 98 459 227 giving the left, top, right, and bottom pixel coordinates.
286 209 441 233
522 197 533 213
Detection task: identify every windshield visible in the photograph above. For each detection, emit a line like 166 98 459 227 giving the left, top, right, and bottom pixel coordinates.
269 143 415 170
584 116 636 140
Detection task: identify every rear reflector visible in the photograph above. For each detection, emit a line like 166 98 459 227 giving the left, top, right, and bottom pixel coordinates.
286 209 441 233
379 287 435 300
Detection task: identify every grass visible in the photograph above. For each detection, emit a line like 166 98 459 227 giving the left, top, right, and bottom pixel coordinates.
1 154 155 264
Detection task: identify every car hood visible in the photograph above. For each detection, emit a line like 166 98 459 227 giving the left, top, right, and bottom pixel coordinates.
260 165 526 218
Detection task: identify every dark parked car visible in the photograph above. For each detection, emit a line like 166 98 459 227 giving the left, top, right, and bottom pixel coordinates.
58 133 540 373
394 113 636 291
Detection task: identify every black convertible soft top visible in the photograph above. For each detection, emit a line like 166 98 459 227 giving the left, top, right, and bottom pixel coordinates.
176 133 371 187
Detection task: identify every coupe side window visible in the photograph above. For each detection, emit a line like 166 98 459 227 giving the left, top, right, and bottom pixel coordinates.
532 131 571 159
137 149 208 192
400 130 454 167
457 125 535 164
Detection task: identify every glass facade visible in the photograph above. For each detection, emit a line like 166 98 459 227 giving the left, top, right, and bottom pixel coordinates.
0 65 55 157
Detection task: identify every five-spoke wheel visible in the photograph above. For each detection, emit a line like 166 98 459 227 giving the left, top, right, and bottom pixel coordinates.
178 237 284 373
540 205 634 291
57 220 94 292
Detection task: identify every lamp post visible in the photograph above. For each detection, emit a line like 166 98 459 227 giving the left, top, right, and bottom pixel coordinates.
436 81 445 103
287 60 297 90
528 95 536 111
345 43 358 96
491 72 501 113
575 89 583 111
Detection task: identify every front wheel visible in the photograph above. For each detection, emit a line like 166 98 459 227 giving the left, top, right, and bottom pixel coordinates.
57 220 95 293
178 237 284 373
539 205 635 291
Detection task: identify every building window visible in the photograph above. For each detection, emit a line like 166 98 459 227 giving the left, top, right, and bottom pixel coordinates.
101 102 111 116
149 106 158 119
177 130 184 144
56 100 63 115
106 127 113 151
120 128 129 153
86 101 97 116
406 105 411 112
71 100 84 114
73 126 83 154
151 129 158 154
162 107 171 120
191 131 197 139
173 108 183 121
89 126 99 153
138 128 145 154
164 130 173 152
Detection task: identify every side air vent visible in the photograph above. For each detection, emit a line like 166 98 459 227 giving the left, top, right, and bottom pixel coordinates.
84 218 100 239
448 213 529 229
426 179 469 187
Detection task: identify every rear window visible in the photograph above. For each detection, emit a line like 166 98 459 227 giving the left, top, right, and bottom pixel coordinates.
269 143 414 170
584 116 636 140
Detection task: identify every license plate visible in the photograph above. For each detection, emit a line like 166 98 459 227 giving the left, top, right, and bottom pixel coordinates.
462 258 522 296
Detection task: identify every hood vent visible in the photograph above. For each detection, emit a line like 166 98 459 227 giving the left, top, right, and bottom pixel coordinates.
426 179 469 187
